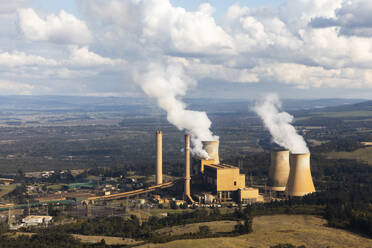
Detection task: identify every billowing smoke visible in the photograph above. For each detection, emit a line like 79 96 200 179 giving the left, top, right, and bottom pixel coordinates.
254 94 309 154
134 61 218 158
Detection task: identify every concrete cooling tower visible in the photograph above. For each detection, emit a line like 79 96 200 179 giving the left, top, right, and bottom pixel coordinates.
286 153 316 197
202 141 220 164
268 150 290 192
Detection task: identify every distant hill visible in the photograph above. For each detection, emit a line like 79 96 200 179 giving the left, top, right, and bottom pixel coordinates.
294 100 372 118
0 95 366 115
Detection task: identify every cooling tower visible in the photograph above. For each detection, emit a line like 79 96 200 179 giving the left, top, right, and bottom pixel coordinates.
156 130 162 185
268 150 290 191
286 153 316 197
202 141 220 164
184 134 191 198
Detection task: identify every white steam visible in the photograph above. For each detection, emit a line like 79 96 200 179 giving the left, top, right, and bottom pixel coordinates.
134 61 218 158
254 94 309 154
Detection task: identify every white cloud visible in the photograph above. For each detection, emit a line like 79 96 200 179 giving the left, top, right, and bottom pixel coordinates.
0 50 57 67
17 8 92 44
141 1 234 55
0 0 371 97
0 80 34 95
279 0 342 33
84 0 234 56
66 46 125 67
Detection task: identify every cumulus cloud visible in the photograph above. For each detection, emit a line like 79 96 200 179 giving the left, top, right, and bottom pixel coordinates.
84 0 234 56
1 0 371 98
311 0 372 37
17 8 92 44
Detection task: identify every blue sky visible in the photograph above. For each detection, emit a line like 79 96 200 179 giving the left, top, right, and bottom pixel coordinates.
30 0 78 15
0 0 372 99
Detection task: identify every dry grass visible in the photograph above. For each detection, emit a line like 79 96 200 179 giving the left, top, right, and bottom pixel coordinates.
326 147 372 166
72 234 141 245
140 215 372 248
155 220 237 235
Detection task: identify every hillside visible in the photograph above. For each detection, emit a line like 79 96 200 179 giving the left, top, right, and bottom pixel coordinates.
141 215 372 248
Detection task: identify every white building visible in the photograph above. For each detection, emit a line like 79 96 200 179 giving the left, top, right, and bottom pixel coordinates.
22 215 53 227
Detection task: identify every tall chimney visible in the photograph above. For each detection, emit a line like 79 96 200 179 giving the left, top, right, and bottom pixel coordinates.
268 150 290 191
156 130 163 185
286 153 316 197
202 141 220 164
185 134 191 198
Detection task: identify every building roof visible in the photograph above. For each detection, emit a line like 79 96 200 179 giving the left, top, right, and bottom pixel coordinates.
22 215 53 223
204 163 239 170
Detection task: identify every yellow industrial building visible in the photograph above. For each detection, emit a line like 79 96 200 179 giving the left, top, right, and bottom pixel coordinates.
199 157 259 203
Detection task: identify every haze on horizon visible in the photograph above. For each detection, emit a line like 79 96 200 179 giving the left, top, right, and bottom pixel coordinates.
0 0 372 99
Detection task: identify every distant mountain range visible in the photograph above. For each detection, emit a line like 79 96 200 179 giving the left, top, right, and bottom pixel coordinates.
0 95 367 115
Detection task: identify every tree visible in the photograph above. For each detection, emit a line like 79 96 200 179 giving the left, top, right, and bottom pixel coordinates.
198 225 211 235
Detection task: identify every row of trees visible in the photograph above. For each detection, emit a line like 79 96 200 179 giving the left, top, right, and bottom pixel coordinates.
30 208 253 243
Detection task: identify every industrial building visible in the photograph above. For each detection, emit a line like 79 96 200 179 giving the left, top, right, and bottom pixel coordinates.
195 141 260 203
22 215 53 227
153 131 315 205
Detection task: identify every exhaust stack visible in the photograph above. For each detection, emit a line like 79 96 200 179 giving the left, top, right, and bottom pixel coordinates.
268 150 290 191
286 153 316 197
202 141 220 164
184 134 192 201
156 130 162 185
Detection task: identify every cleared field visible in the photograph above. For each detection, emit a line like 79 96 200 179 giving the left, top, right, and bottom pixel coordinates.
155 220 237 235
72 234 141 245
0 184 16 198
326 147 372 165
140 215 372 248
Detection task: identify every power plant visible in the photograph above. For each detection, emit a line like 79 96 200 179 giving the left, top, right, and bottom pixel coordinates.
286 153 316 197
153 131 315 205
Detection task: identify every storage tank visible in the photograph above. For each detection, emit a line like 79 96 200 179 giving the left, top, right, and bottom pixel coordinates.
286 153 316 197
268 150 290 191
202 141 220 164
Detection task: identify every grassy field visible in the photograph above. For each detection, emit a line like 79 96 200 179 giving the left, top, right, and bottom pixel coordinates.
326 147 372 165
155 220 237 235
140 215 372 248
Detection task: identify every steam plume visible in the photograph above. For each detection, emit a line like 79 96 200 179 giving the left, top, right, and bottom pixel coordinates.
134 61 218 158
254 94 309 154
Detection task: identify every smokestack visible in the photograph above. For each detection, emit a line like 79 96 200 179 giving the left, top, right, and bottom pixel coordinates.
185 134 191 198
202 141 220 164
156 130 163 185
286 153 316 197
268 150 290 191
